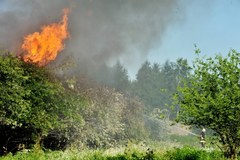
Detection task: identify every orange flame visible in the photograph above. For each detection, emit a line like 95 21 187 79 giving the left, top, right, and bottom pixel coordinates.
22 8 70 66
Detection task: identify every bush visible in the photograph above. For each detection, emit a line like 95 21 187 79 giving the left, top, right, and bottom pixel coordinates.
0 146 227 160
0 150 106 160
108 142 163 160
165 146 225 160
0 53 84 154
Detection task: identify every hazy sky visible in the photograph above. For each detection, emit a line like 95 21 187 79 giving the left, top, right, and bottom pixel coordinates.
148 0 240 65
0 0 239 79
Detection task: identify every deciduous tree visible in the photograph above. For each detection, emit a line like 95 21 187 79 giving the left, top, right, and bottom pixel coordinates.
0 52 83 154
175 49 240 159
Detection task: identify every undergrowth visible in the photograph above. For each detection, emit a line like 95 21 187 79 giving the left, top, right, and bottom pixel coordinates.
0 144 227 160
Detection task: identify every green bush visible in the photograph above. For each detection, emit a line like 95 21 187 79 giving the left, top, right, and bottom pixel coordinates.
165 146 225 160
0 53 84 154
0 150 106 160
0 146 228 160
107 142 163 160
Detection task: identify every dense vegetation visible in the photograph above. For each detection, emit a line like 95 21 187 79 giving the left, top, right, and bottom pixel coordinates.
175 49 240 159
1 50 187 156
92 58 190 119
1 48 239 159
0 146 226 160
0 52 84 154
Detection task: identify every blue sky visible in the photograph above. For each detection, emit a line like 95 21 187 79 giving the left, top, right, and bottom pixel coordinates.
148 0 240 65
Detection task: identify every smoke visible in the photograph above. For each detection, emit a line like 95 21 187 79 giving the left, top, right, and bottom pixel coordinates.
0 0 70 51
0 0 184 78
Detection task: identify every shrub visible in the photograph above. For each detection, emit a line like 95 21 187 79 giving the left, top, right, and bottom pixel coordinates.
0 53 84 154
165 146 225 160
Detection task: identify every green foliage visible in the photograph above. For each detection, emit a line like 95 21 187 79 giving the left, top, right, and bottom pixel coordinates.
110 61 130 92
70 84 148 149
0 52 83 154
0 146 227 160
133 59 190 117
175 49 240 159
116 142 162 160
0 149 106 160
76 86 126 148
0 53 31 127
165 146 225 160
134 61 158 109
0 53 68 131
122 97 149 141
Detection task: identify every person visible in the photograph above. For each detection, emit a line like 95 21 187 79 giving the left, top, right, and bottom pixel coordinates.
200 128 206 148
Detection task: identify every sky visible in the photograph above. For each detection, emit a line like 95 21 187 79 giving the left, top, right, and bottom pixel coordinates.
148 0 240 67
0 0 240 79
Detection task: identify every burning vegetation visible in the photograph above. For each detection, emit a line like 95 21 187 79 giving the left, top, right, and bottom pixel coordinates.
21 8 70 66
0 3 197 157
1 0 240 159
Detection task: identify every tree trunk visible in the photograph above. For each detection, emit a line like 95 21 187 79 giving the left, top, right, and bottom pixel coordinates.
33 134 43 151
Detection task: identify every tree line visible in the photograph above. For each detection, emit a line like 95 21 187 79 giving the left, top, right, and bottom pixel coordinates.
92 58 191 119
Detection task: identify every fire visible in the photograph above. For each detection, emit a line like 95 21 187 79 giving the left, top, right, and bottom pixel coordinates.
22 8 70 66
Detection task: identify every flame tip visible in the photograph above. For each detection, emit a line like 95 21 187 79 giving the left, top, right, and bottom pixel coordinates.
21 8 70 66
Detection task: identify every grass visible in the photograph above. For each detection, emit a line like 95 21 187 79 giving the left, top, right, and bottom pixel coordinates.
0 142 227 160
169 134 199 147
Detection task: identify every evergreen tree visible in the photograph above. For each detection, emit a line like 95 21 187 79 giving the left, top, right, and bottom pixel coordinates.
110 61 130 91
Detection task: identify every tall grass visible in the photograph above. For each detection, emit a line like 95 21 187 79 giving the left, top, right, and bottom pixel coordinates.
0 144 227 160
165 146 225 160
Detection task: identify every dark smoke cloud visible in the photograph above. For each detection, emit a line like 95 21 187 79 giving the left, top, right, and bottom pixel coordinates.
0 0 184 78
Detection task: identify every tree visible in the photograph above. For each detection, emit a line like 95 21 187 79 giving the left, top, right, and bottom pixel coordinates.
132 59 190 118
0 52 83 154
134 61 155 111
90 61 130 92
110 61 130 91
175 49 240 159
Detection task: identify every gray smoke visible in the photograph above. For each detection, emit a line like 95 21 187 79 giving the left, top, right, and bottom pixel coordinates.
0 0 184 78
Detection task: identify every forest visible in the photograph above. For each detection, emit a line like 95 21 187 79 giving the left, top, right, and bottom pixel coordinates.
0 49 239 160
